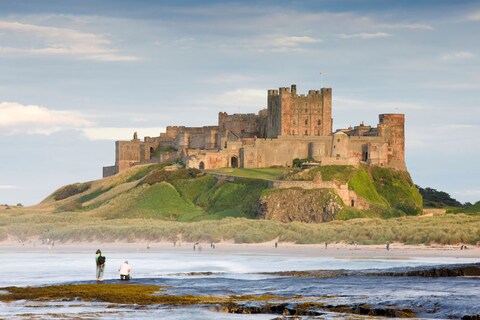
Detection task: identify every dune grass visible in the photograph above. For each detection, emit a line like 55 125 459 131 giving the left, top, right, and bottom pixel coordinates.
2 203 479 245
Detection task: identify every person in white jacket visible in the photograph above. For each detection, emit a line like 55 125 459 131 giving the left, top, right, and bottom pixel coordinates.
118 261 131 280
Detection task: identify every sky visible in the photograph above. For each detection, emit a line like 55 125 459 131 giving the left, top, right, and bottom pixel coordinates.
0 0 479 206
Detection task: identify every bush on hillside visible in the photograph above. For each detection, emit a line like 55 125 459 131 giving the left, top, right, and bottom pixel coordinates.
416 186 462 208
53 183 91 201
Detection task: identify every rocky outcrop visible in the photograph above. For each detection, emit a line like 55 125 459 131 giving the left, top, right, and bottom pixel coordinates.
258 188 342 223
264 263 480 278
213 302 415 318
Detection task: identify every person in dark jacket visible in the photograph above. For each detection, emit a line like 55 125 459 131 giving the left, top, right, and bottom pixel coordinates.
95 249 105 281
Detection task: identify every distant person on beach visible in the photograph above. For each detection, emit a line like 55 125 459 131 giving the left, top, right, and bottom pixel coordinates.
275 242 278 248
95 249 106 282
324 241 328 249
147 243 151 250
118 261 131 280
386 242 390 251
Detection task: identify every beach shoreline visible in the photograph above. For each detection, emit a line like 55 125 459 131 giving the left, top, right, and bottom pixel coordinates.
1 239 479 259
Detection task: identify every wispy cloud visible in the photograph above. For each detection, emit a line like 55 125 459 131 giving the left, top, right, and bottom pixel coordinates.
82 127 166 141
379 22 433 30
339 32 391 39
465 11 480 21
440 51 475 61
241 35 321 52
0 185 18 189
0 21 138 61
202 74 255 84
421 82 480 90
202 88 266 110
334 96 430 111
0 102 93 135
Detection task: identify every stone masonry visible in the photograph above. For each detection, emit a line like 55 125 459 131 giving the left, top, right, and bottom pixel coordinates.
103 84 407 177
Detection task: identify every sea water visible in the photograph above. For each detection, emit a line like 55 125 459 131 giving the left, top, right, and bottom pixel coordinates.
0 246 478 319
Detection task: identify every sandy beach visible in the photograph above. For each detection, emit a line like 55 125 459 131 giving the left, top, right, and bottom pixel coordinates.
1 239 479 260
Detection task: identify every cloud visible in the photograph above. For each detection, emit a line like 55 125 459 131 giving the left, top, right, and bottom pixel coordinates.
334 96 429 111
407 124 480 152
440 51 475 61
202 74 255 84
421 82 480 90
465 11 480 21
0 185 17 189
0 102 93 135
203 88 266 110
240 35 321 52
379 22 433 30
0 21 138 61
339 32 391 39
82 127 166 141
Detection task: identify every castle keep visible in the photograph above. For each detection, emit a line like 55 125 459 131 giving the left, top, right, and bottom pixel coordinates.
103 85 406 177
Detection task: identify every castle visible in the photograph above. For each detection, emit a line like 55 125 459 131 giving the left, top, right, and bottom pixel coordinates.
103 84 406 177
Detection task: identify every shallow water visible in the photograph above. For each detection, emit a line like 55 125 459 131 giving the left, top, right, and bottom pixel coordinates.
0 247 478 319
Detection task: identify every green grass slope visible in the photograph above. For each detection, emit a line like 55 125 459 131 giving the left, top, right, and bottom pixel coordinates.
41 163 423 222
44 164 270 222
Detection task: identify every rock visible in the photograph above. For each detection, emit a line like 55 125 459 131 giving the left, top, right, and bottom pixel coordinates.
258 188 342 223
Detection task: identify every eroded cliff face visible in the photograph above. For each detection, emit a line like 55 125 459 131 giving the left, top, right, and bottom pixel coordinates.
258 188 342 223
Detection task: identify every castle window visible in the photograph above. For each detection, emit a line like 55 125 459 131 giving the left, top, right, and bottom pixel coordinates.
305 130 308 135
305 108 308 113
317 120 321 125
305 119 308 125
317 131 320 136
351 200 355 207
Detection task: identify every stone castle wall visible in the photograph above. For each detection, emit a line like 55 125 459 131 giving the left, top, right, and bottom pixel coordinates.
103 84 406 177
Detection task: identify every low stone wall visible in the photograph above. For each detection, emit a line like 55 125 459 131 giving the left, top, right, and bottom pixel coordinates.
422 208 447 216
102 165 117 178
321 156 360 167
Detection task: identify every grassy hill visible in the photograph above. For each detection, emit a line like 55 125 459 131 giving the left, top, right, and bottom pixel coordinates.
42 163 425 221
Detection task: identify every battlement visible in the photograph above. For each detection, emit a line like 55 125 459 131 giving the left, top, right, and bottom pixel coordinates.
268 84 331 98
379 113 405 125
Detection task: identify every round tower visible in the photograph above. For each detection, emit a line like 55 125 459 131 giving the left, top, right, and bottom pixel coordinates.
331 131 349 158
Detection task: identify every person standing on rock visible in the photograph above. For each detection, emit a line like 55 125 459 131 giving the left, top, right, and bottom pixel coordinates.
95 249 106 282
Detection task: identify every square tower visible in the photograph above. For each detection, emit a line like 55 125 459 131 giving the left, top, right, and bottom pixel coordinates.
266 84 332 138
